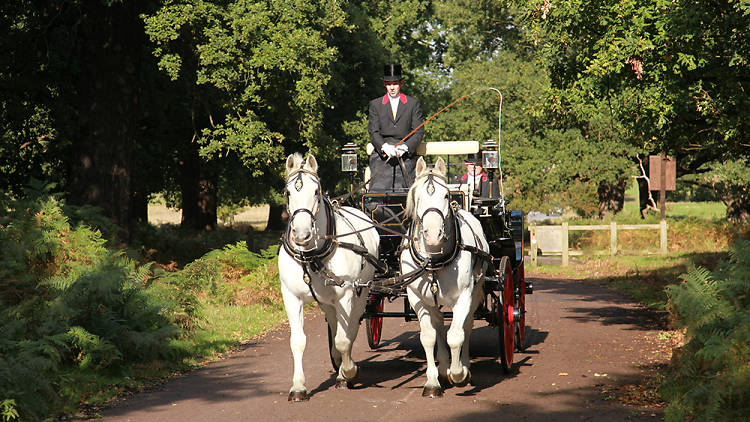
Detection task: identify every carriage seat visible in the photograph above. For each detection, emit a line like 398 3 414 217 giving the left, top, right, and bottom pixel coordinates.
365 141 480 157
364 141 480 192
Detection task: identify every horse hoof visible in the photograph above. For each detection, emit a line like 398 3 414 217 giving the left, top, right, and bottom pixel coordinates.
288 391 309 402
341 365 358 381
334 379 353 390
422 386 443 398
451 372 471 388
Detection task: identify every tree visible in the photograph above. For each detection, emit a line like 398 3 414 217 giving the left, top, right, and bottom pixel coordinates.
142 0 356 228
414 1 634 217
0 1 163 238
517 0 750 220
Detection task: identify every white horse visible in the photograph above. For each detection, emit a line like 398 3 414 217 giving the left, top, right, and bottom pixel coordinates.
401 156 490 397
278 153 380 401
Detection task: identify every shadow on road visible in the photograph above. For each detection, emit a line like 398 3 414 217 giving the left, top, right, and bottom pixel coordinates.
530 276 668 331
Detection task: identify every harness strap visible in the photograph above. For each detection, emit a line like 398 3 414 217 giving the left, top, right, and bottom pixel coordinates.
408 205 462 271
328 176 372 204
337 241 387 273
302 265 320 302
454 211 493 273
370 262 428 295
326 204 408 239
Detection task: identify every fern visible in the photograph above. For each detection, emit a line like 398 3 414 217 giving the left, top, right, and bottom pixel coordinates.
662 240 750 421
0 183 191 420
1 399 19 422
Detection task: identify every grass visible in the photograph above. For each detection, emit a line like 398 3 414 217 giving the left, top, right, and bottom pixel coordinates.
530 178 745 309
63 247 290 418
147 202 270 231
173 302 287 365
620 177 727 221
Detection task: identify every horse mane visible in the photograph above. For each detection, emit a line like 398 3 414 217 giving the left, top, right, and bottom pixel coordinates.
287 152 305 177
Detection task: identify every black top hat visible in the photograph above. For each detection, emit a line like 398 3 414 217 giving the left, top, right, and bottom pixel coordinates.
465 152 481 163
382 64 403 81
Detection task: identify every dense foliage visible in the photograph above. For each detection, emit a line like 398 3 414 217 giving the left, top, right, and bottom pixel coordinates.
516 0 750 219
0 183 281 420
662 240 750 421
0 184 185 420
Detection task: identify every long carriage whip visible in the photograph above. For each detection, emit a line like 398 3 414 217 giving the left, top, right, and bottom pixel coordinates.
394 87 504 199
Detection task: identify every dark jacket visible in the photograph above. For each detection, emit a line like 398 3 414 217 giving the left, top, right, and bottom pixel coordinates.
368 93 424 158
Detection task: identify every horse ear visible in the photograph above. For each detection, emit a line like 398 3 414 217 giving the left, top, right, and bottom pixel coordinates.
285 154 298 176
304 154 318 173
434 157 447 177
415 157 428 178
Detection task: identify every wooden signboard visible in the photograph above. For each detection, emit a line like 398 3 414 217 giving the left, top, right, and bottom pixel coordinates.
649 155 676 191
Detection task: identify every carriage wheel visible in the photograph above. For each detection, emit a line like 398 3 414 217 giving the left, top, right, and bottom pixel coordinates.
366 295 385 349
515 261 527 352
497 256 514 373
326 321 340 372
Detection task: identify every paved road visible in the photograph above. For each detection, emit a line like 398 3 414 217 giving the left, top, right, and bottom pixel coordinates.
97 273 666 421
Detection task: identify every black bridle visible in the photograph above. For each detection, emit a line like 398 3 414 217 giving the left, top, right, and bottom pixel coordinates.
280 167 385 299
282 168 334 259
408 172 461 270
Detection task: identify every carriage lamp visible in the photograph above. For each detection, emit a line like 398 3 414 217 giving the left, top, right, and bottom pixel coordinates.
482 140 500 199
341 142 358 172
481 139 499 170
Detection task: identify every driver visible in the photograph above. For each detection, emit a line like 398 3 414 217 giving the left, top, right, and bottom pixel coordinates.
367 64 425 192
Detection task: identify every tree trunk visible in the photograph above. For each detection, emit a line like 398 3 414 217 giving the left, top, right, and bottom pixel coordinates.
597 179 626 218
130 189 149 225
725 196 750 223
266 204 288 231
66 2 142 240
179 139 217 230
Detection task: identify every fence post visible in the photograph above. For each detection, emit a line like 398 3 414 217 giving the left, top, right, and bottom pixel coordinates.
610 221 617 256
561 222 569 266
529 226 538 266
660 219 668 255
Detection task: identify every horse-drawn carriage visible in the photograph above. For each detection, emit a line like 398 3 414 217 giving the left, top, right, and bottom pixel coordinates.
353 140 530 371
279 138 531 401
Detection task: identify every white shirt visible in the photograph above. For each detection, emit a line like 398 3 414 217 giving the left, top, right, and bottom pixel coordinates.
389 94 400 119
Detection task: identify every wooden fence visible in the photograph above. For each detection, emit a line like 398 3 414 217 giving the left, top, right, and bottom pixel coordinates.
528 220 668 266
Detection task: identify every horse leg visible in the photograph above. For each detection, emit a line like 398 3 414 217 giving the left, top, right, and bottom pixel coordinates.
460 287 484 373
447 289 474 387
319 304 342 371
281 284 308 401
408 290 443 398
432 310 450 385
332 292 364 389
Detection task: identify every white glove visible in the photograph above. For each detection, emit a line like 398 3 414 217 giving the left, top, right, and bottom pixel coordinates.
381 143 397 158
395 144 408 157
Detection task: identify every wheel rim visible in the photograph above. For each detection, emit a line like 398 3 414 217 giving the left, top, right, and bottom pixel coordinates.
515 261 526 351
366 295 384 349
503 258 514 369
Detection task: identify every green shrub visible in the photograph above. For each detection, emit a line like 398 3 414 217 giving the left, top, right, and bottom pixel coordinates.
130 223 252 266
157 241 279 309
0 184 191 421
661 240 750 421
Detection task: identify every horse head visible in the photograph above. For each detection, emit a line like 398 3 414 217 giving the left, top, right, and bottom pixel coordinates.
407 157 450 250
285 153 322 248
